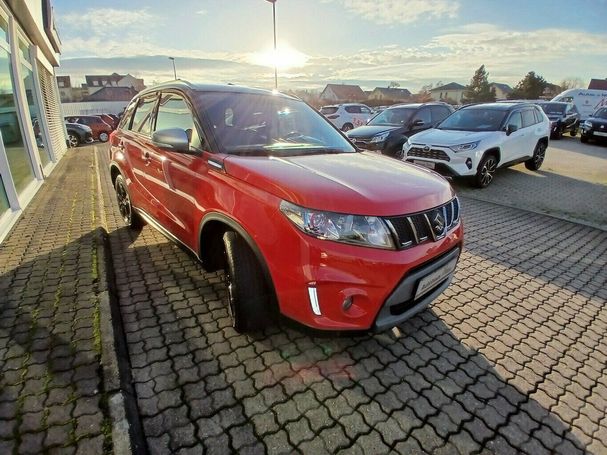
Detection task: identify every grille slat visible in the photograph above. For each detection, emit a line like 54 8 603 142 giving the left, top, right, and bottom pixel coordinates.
385 197 460 249
408 146 450 161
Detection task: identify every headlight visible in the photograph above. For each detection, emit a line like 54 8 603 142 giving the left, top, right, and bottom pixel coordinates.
402 138 411 152
280 200 395 249
370 131 390 143
584 121 593 128
449 141 480 152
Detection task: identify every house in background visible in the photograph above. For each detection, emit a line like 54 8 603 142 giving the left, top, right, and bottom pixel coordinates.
429 82 466 104
588 78 607 90
320 83 367 102
0 0 67 242
85 72 145 93
368 87 412 102
83 86 139 102
490 82 513 100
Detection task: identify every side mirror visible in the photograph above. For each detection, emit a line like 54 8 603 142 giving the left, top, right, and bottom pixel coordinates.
151 128 190 152
412 119 424 128
506 124 518 136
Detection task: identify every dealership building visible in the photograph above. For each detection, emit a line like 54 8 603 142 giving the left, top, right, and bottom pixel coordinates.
0 0 66 242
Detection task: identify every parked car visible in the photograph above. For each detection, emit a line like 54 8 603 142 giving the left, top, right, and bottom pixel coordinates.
535 101 580 139
552 88 607 121
320 103 374 131
109 81 463 333
347 102 454 158
65 115 112 142
581 107 607 143
65 122 93 147
402 102 550 188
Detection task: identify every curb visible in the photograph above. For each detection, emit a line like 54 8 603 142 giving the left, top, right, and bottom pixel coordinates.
94 150 148 455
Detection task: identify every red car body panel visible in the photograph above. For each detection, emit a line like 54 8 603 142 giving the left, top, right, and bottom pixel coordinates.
109 84 464 331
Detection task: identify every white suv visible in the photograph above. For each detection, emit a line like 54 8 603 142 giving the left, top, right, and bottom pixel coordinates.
320 103 374 131
402 103 550 188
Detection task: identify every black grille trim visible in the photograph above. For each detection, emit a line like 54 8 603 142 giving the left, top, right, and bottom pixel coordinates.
385 197 460 249
408 146 450 162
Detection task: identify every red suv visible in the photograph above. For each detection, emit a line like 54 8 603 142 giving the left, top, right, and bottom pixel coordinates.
109 81 463 332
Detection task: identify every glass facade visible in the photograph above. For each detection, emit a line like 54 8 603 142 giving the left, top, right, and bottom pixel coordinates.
23 64 50 166
0 49 36 193
0 175 8 216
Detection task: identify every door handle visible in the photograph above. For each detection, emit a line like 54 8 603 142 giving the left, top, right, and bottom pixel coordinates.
143 151 151 165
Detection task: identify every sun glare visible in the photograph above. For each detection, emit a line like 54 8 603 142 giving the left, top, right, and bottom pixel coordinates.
250 43 308 70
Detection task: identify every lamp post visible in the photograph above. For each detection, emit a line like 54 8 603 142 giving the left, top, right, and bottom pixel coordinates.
265 0 278 89
168 57 177 80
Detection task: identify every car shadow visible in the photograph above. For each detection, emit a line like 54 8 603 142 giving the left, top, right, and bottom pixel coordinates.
105 218 597 453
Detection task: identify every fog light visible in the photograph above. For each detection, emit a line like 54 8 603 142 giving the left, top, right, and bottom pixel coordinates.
465 158 472 169
342 296 353 310
307 287 321 316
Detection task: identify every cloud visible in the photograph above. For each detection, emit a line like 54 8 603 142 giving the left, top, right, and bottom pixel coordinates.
195 9 208 15
59 8 158 32
327 0 460 25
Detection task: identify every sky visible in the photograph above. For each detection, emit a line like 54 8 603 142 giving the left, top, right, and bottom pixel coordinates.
52 0 607 93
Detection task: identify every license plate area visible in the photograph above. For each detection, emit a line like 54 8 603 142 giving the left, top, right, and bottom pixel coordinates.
412 160 435 169
414 258 458 300
594 131 607 137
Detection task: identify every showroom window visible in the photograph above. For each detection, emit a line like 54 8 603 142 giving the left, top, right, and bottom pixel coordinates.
0 175 8 217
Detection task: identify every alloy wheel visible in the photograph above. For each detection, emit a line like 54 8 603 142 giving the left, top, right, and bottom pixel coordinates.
479 157 497 187
67 134 79 147
116 181 131 223
534 143 546 168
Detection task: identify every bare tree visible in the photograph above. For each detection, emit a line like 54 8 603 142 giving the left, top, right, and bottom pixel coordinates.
559 77 585 91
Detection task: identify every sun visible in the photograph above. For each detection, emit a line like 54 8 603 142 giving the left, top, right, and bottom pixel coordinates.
250 43 308 70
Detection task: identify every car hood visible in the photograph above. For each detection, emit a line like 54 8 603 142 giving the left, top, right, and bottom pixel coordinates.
347 125 401 138
411 129 496 146
223 151 453 216
588 117 607 126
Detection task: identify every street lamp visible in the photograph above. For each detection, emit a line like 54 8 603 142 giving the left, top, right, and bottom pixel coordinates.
265 0 278 90
168 57 177 80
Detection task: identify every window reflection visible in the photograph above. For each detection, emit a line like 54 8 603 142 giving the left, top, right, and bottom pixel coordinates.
23 66 49 166
0 50 35 193
0 175 9 216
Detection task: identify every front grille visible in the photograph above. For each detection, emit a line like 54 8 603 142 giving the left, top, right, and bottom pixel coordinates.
385 197 460 249
408 146 450 161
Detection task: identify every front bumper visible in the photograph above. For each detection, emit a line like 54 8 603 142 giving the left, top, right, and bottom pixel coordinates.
404 144 477 177
581 126 607 140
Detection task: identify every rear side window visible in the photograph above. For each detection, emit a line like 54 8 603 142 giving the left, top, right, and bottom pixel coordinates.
522 109 536 128
360 106 372 114
130 96 157 135
155 93 203 149
345 106 361 114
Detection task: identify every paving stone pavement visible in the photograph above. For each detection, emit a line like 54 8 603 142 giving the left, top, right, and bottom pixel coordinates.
0 150 113 454
96 145 607 454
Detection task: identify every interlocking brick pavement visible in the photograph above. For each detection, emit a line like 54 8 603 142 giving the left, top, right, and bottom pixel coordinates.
96 144 607 454
0 150 113 454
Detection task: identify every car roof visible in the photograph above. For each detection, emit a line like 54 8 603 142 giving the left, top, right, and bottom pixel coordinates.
137 80 298 101
386 102 449 110
463 102 535 111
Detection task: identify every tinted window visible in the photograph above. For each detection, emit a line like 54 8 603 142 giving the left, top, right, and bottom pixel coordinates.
368 107 414 126
413 107 431 125
522 110 535 128
130 96 157 135
345 106 361 114
508 112 523 130
320 106 338 115
430 106 451 124
360 106 372 114
594 108 607 119
539 103 566 115
438 108 507 132
155 94 202 149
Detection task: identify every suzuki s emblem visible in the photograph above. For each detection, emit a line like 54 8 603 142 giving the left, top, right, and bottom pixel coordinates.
432 212 445 235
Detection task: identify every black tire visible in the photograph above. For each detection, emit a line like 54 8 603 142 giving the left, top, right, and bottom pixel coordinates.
114 174 143 229
570 128 577 137
554 127 562 139
99 132 109 142
473 154 498 188
223 231 269 333
67 132 80 148
525 141 546 171
580 135 589 144
342 123 354 132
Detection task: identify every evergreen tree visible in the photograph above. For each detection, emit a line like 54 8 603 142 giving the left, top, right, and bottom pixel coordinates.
463 65 496 103
509 71 547 100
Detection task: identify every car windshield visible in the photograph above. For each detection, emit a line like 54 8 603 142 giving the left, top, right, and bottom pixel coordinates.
196 92 356 155
593 108 607 119
368 107 414 126
539 103 566 115
438 108 507 132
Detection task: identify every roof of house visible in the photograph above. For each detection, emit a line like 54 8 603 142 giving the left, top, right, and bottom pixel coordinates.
321 83 366 100
83 86 139 102
56 75 71 87
371 87 412 98
429 82 466 91
588 78 607 90
85 72 124 86
490 82 512 93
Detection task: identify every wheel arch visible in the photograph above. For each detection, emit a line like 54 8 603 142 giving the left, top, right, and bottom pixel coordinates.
199 213 278 307
109 162 122 186
479 147 501 168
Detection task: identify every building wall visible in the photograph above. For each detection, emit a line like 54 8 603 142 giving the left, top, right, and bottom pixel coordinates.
430 90 465 103
0 0 66 243
62 101 129 116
